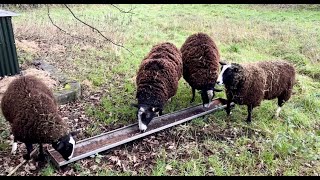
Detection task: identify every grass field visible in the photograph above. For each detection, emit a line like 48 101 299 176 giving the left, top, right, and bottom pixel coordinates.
0 4 319 176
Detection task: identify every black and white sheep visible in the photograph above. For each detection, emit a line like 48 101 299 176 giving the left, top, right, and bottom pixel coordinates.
216 60 296 123
132 42 183 131
1 75 77 161
180 32 222 108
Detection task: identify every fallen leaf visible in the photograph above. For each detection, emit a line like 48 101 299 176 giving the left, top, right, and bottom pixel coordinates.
305 163 312 168
90 165 98 170
109 156 119 163
62 117 69 121
29 163 37 171
165 165 172 171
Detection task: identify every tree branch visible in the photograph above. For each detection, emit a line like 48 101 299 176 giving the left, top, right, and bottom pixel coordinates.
110 4 135 14
47 5 83 40
64 4 134 55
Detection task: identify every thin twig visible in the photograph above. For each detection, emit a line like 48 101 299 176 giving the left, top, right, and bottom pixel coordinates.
64 4 134 55
47 5 83 40
110 4 135 14
7 147 38 176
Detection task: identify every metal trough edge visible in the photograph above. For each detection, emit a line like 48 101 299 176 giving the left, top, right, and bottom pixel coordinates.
47 98 231 168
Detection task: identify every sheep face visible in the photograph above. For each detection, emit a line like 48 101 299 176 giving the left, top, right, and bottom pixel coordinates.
132 104 161 132
52 132 77 161
217 62 244 88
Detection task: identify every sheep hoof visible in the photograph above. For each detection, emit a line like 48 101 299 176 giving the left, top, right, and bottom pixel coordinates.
227 111 232 116
23 154 31 160
272 114 279 120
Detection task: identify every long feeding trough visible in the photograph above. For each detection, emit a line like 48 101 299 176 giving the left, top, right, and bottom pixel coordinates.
47 98 232 168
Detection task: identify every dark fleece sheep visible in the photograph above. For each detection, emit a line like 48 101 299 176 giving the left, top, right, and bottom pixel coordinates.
1 75 77 161
133 42 183 131
180 32 222 107
217 60 296 123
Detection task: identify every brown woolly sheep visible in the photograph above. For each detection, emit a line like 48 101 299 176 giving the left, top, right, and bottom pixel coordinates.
1 75 77 161
132 42 183 131
217 60 296 123
180 32 222 108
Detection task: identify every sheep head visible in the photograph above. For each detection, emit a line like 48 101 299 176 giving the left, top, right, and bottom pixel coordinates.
52 131 78 161
131 104 161 132
217 62 245 90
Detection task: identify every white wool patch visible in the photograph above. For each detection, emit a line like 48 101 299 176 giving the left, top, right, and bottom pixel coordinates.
217 64 231 85
138 120 147 131
68 137 76 160
11 142 17 155
138 107 147 131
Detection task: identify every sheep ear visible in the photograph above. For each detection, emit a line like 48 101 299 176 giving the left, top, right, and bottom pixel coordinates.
56 143 64 151
219 61 227 66
52 141 64 151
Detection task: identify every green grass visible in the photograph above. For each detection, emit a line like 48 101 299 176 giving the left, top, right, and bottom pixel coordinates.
0 116 10 152
1 4 320 176
40 163 55 176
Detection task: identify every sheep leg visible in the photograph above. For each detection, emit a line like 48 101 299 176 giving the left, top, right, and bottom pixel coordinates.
274 98 285 119
23 143 33 160
190 87 195 103
246 104 253 123
37 144 46 162
159 109 163 116
226 99 233 116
